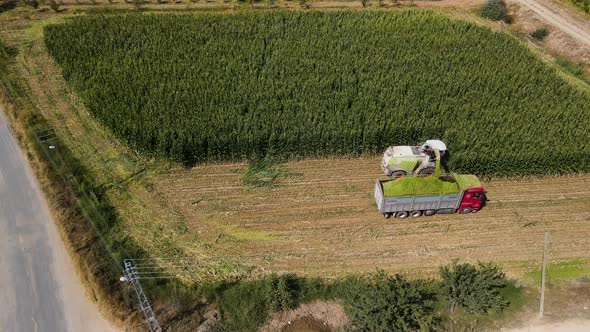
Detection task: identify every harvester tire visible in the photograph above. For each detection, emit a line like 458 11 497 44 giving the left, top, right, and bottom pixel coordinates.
461 207 473 214
391 170 407 178
417 166 435 176
395 211 409 219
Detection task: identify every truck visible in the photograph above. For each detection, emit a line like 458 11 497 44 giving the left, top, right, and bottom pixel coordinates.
381 139 448 177
374 173 485 219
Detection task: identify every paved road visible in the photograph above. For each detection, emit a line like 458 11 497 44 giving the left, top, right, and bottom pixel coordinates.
0 109 116 332
516 0 590 47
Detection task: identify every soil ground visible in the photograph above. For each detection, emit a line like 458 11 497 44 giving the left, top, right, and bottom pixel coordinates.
260 301 348 332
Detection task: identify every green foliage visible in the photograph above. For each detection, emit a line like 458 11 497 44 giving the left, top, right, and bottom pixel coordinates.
439 261 508 314
556 56 590 85
524 258 590 283
571 0 590 13
0 0 17 13
241 158 299 189
48 0 60 12
480 0 508 22
267 273 298 311
530 27 549 41
216 279 270 331
24 0 40 9
341 271 438 331
44 11 590 176
214 273 316 330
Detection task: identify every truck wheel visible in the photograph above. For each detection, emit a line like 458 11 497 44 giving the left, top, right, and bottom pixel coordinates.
417 166 435 176
391 170 407 178
461 207 473 214
395 211 409 219
410 210 422 218
383 213 393 219
424 209 436 216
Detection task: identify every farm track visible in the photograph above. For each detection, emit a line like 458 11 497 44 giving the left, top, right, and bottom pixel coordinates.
153 158 590 277
514 0 590 47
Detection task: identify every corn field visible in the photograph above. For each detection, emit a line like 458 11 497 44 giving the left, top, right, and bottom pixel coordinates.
44 10 590 176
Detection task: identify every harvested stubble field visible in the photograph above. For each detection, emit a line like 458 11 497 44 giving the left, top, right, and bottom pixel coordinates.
152 159 590 278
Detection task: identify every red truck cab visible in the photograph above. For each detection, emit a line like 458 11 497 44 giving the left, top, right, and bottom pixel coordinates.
459 187 486 213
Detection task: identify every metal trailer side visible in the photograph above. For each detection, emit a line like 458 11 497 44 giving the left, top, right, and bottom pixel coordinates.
374 180 464 214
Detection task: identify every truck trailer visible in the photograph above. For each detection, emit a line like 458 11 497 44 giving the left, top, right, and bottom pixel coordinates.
374 173 485 219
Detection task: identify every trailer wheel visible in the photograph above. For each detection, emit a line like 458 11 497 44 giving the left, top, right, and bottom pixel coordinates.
461 207 473 214
410 210 422 218
383 213 393 219
424 209 436 216
395 211 409 219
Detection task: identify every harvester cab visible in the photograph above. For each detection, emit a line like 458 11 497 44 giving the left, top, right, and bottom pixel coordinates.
381 139 448 177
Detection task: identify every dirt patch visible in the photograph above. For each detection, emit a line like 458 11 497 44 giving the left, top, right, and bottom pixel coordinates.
506 320 590 332
260 301 349 332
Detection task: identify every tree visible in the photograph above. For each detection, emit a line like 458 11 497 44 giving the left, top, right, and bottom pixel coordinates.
439 260 509 313
345 271 438 331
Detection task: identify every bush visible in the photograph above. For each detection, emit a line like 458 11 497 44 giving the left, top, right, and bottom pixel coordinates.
439 261 509 313
48 0 60 12
266 273 298 311
24 0 40 8
0 0 17 13
530 28 549 40
571 0 590 13
216 280 270 331
343 271 438 331
481 0 508 22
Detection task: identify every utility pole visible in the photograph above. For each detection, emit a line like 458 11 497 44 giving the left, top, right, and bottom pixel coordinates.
539 232 549 319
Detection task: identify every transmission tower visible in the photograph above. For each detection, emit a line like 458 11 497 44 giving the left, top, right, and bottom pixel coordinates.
122 260 162 332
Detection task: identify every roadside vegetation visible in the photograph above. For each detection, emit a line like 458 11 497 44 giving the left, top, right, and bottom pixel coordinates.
45 10 590 176
569 0 590 13
211 262 520 331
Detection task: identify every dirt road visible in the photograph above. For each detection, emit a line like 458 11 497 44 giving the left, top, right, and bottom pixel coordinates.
506 319 590 332
514 0 590 47
0 109 117 331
